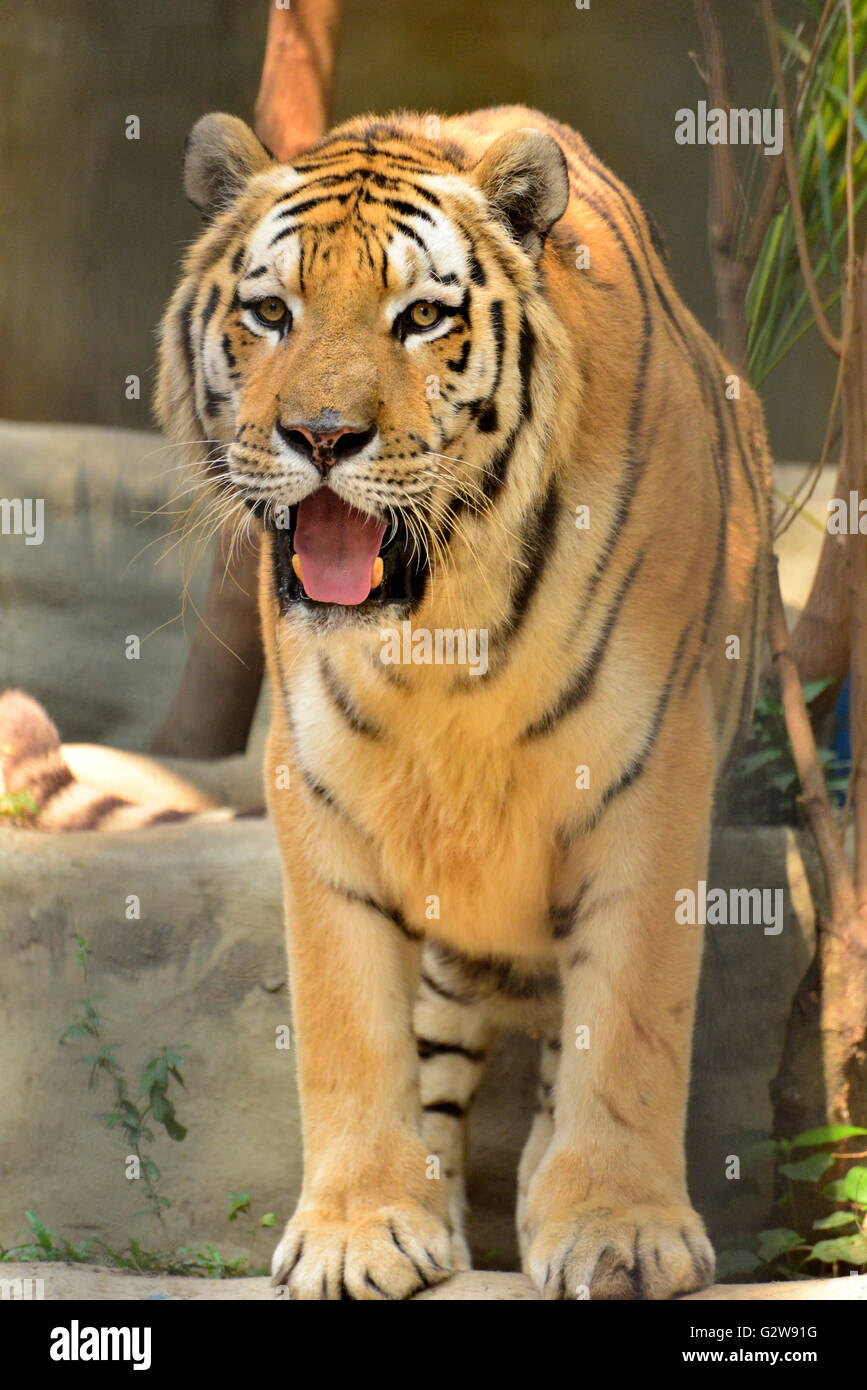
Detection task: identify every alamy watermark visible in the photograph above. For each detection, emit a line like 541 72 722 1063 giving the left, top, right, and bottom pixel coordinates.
675 101 783 157
0 497 44 545
675 880 784 935
827 490 867 534
49 1321 151 1371
1 1276 44 1299
379 622 489 677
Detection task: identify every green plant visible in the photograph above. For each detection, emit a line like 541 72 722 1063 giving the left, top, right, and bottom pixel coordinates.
726 677 850 824
745 0 867 385
1 946 276 1278
0 1199 275 1278
176 1192 276 1278
0 1209 96 1265
718 1124 867 1280
0 788 38 824
59 933 188 1225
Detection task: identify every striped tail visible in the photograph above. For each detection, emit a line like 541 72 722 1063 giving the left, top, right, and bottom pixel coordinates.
0 690 261 832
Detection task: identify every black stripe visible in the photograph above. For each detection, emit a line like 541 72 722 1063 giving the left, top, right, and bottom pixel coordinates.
487 300 506 395
522 550 645 740
289 165 444 208
295 148 439 179
268 223 298 249
728 395 764 521
369 170 443 205
421 971 470 1004
586 161 688 357
148 807 194 825
467 301 506 434
423 1100 466 1119
468 253 487 286
680 343 731 691
24 760 74 810
200 283 220 335
486 477 561 661
482 421 520 501
346 891 422 942
388 219 432 255
548 881 590 940
432 946 558 1001
592 619 695 821
298 764 354 823
584 290 652 601
518 314 536 422
275 191 354 219
180 293 196 388
416 1037 485 1063
319 657 380 738
202 384 227 417
446 340 471 373
730 557 765 756
532 139 656 607
361 191 435 225
70 793 129 831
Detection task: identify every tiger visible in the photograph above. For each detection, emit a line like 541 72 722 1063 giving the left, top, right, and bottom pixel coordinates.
4 103 772 1299
0 690 261 829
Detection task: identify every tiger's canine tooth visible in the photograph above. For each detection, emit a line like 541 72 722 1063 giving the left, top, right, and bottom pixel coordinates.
291 553 303 582
371 556 384 588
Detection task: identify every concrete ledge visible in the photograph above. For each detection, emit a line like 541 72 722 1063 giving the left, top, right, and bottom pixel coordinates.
2 1263 865 1301
0 819 825 1268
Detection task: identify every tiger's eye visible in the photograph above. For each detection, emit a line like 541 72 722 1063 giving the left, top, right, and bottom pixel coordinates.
410 301 440 328
256 296 288 325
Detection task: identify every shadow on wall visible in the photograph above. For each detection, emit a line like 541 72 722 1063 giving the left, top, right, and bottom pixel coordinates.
0 0 833 461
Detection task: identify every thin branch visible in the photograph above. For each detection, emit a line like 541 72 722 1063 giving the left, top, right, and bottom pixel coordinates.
768 557 857 926
773 347 845 538
842 0 857 351
742 0 835 270
762 0 844 356
693 0 750 366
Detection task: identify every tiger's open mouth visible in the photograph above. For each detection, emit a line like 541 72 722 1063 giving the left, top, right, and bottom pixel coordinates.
266 489 429 614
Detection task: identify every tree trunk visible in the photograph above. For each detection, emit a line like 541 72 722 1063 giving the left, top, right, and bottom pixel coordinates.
772 256 867 1139
846 255 867 910
151 1 341 758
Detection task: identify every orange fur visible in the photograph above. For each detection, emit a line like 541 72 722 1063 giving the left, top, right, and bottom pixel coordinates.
153 105 771 1299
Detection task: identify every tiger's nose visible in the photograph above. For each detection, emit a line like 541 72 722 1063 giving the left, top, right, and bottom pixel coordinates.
276 420 377 469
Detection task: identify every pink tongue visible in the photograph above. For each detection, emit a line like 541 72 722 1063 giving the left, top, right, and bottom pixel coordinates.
293 489 386 605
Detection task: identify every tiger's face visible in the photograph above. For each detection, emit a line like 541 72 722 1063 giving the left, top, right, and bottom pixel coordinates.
157 114 569 629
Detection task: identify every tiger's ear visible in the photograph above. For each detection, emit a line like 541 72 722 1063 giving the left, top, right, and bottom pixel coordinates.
184 113 274 219
473 129 569 260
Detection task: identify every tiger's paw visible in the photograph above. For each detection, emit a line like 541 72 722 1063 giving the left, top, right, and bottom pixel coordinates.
271 1202 455 1300
524 1202 715 1301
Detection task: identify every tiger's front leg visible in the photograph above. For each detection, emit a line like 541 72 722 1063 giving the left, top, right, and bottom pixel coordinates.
268 777 453 1300
523 734 716 1300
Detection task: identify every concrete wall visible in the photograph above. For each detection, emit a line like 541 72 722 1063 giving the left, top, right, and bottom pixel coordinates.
0 813 819 1271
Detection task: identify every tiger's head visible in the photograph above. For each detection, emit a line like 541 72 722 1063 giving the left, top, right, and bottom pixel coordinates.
156 112 570 629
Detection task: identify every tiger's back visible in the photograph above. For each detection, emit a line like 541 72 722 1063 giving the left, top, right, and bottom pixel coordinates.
246 106 771 963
